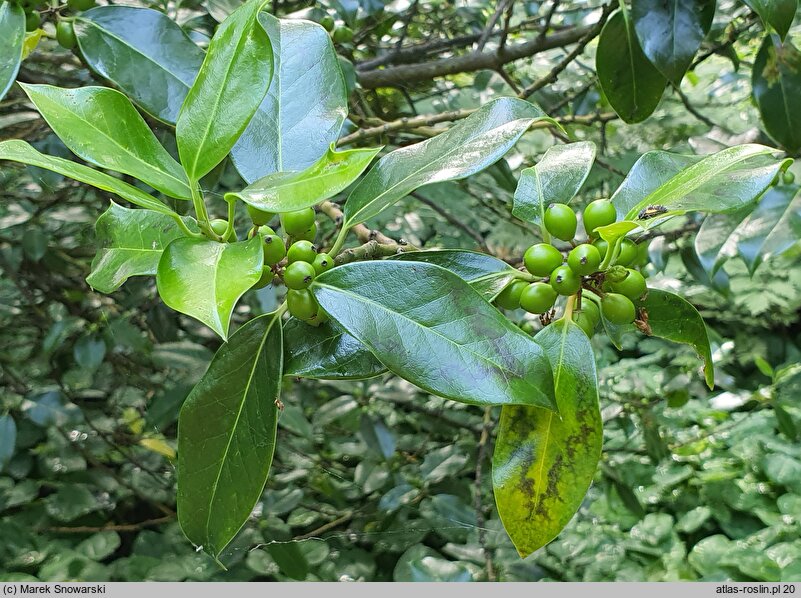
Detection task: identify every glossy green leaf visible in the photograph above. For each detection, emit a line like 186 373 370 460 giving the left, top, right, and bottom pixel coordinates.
178 312 282 558
283 317 386 380
87 202 193 293
343 97 554 228
736 184 801 273
595 221 640 247
694 207 752 275
176 0 272 181
618 144 791 222
0 1 24 101
493 319 602 558
74 6 204 124
632 0 715 85
512 141 596 226
311 261 556 409
21 84 191 199
156 237 263 340
392 249 521 300
0 140 174 215
596 9 666 123
227 146 380 212
0 414 16 472
743 0 797 39
231 14 348 183
752 36 801 153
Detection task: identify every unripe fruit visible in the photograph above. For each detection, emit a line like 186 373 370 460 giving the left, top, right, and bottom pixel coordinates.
583 199 617 238
319 15 335 31
313 253 334 274
287 289 319 320
495 280 527 310
262 235 286 265
610 268 647 300
252 267 275 290
573 311 596 338
567 244 601 276
550 265 581 296
635 241 650 267
257 225 276 237
287 240 317 264
593 238 609 261
295 222 317 243
616 238 638 266
68 0 96 10
783 171 796 185
247 205 274 226
519 282 558 314
25 11 40 31
209 218 228 237
602 293 636 324
56 20 77 49
332 26 353 43
280 208 315 236
524 243 563 277
544 203 577 241
580 298 601 324
284 261 316 290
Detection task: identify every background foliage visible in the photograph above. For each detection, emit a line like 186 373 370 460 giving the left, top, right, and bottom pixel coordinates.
2 0 801 582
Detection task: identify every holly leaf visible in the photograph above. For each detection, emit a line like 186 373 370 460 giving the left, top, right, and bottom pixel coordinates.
752 36 801 153
743 0 797 39
493 319 602 557
156 237 263 340
311 260 556 409
178 312 282 558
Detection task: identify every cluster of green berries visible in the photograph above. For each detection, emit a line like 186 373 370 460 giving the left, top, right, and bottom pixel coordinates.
14 0 95 49
234 206 334 326
496 199 651 337
317 14 353 44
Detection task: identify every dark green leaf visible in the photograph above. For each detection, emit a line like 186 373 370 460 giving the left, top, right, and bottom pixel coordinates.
596 9 666 123
752 36 801 153
392 249 521 300
87 202 193 294
178 312 282 558
343 98 553 227
74 6 204 123
736 184 801 273
156 237 263 340
22 228 47 262
232 14 348 182
21 84 191 199
360 414 395 459
311 261 555 408
267 543 308 580
493 319 602 558
228 146 380 212
743 0 797 39
632 0 715 84
512 141 596 227
23 391 81 427
0 140 174 215
0 1 24 101
0 414 16 472
694 206 753 276
177 0 273 180
73 335 106 371
282 318 386 380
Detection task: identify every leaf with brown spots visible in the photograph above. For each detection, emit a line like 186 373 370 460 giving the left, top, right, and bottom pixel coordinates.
492 319 602 557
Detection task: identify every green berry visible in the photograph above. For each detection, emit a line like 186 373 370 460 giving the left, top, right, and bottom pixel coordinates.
68 0 96 9
495 280 527 310
544 203 577 241
549 265 581 296
56 20 77 49
610 268 647 300
524 243 563 277
284 261 316 290
582 199 617 238
332 26 353 43
257 225 276 237
313 253 334 275
567 244 601 276
262 234 286 265
287 240 317 264
635 241 650 267
519 282 558 314
573 311 597 338
579 298 601 324
280 208 315 236
248 205 274 226
601 293 636 324
252 267 275 290
320 15 335 31
287 289 319 320
616 238 638 266
25 10 40 31
295 222 317 243
593 238 609 261
209 218 228 237
783 170 796 185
